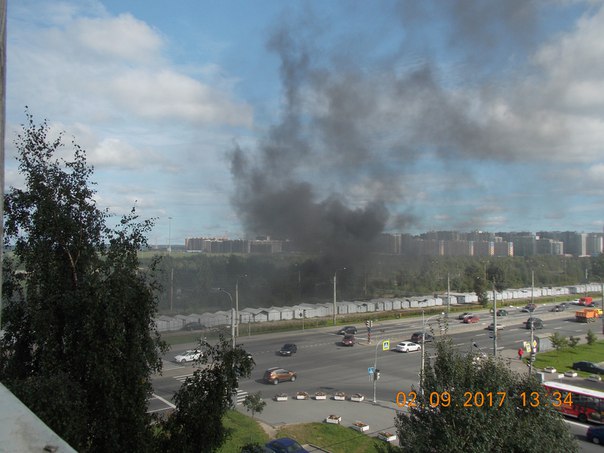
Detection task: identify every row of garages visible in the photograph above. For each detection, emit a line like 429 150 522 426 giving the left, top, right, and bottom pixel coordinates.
155 283 602 332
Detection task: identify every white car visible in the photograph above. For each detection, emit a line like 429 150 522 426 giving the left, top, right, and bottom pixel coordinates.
396 341 421 353
174 349 202 363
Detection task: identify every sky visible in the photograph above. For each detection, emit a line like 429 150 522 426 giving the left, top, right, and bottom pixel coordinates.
6 0 604 248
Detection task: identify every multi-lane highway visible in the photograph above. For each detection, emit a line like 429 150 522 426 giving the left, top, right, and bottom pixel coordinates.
152 302 604 450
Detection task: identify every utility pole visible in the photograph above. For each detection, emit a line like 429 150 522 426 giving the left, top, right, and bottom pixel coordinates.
492 282 497 356
529 270 535 375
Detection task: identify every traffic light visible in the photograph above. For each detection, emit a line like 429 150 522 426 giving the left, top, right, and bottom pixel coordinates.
375 369 381 380
365 320 369 327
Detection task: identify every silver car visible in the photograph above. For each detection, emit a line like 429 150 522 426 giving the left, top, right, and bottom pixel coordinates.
174 349 202 363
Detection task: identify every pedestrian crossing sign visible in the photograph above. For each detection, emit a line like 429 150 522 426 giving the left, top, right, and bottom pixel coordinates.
382 340 390 351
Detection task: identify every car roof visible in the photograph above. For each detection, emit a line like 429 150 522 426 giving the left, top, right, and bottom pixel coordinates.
268 437 301 447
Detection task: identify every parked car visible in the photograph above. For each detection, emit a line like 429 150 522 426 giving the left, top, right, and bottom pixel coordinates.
458 312 473 320
487 323 504 330
265 438 309 453
411 332 434 343
496 309 508 316
395 341 421 352
341 334 355 346
587 426 604 445
279 343 297 356
463 315 480 324
263 367 297 385
572 361 604 374
174 349 202 363
182 321 204 331
524 318 543 329
337 326 357 335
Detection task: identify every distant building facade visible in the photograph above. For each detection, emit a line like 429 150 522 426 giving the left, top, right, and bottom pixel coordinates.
184 229 603 257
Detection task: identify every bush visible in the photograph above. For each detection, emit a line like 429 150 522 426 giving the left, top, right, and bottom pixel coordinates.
586 330 598 345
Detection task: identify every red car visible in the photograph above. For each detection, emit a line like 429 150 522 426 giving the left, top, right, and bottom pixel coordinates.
463 315 480 324
341 334 355 346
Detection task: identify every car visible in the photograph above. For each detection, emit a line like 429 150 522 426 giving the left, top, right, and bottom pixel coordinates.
410 332 434 343
521 304 537 312
463 315 480 324
174 349 202 363
337 326 357 335
341 334 355 346
458 312 473 320
559 302 568 309
265 438 310 453
587 426 604 445
487 323 504 330
395 341 421 352
572 361 604 374
263 367 297 385
550 305 565 312
182 321 204 331
524 318 543 329
279 343 297 356
496 309 508 316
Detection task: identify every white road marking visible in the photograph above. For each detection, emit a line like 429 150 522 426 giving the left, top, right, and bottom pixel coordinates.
151 393 176 409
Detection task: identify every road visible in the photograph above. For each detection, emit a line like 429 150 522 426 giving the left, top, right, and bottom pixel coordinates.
152 302 604 450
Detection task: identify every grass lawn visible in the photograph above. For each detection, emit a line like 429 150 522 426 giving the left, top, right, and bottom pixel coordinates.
217 410 269 453
277 422 387 453
533 339 604 376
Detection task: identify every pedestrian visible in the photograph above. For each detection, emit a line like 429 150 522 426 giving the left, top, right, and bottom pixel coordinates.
518 347 524 360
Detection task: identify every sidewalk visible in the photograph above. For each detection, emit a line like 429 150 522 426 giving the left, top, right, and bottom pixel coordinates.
237 397 403 437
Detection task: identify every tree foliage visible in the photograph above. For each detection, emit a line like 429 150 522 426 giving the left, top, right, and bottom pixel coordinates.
154 335 254 453
395 339 578 453
0 113 166 451
242 391 266 419
550 332 569 352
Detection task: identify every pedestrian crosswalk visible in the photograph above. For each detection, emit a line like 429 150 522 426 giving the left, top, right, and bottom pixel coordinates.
172 374 247 406
173 373 194 384
235 389 248 405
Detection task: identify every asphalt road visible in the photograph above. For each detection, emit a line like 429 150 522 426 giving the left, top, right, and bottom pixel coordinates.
152 301 604 451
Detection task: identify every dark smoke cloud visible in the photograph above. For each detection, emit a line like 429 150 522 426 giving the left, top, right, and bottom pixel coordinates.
230 0 544 253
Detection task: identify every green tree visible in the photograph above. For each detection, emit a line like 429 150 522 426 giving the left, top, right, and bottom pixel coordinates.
568 336 580 348
156 335 254 453
486 263 506 292
0 113 166 451
242 391 266 419
465 264 488 306
550 333 569 352
586 329 598 345
395 339 578 453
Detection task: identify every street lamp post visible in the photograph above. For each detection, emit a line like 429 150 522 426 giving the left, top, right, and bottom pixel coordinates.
218 288 236 349
529 270 535 375
492 282 497 357
420 311 444 396
333 268 346 326
301 309 307 331
235 274 247 337
168 216 172 254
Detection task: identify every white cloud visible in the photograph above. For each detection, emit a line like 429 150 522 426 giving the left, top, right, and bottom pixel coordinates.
72 14 164 63
9 2 253 128
111 69 252 126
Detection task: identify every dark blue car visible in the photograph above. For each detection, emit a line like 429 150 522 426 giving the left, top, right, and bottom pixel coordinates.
265 438 309 453
587 426 604 445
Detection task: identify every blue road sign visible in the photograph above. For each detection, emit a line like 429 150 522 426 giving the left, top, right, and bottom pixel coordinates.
368 366 375 375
